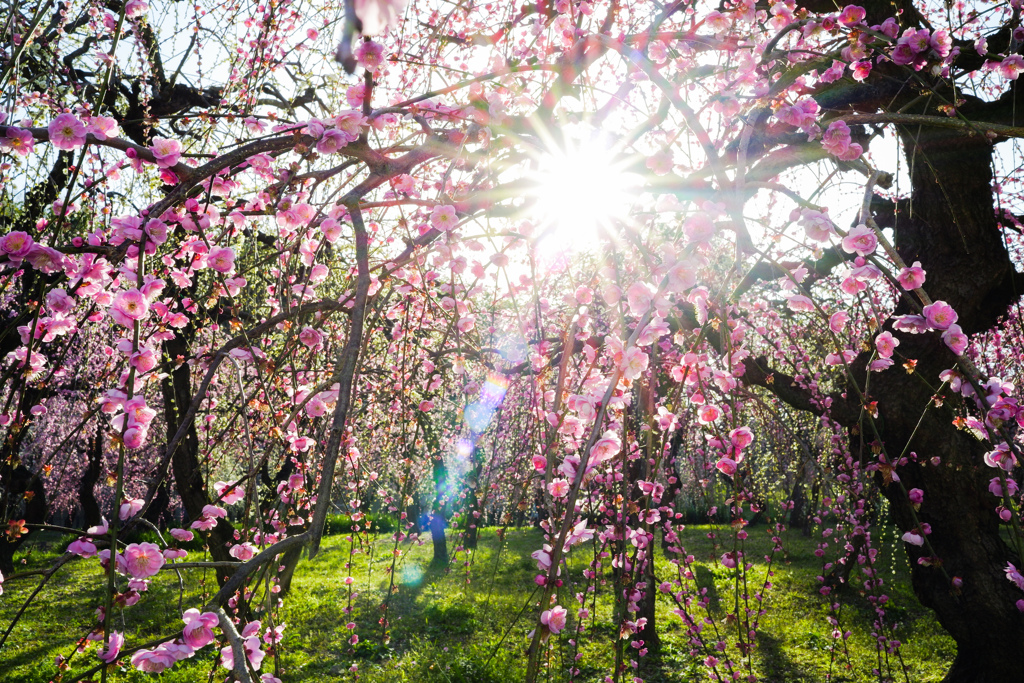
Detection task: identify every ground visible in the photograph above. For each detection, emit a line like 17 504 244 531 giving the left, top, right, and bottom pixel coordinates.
0 522 955 682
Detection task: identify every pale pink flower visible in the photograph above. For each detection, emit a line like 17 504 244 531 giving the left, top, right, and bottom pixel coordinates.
683 212 715 244
48 113 87 150
430 204 458 231
68 538 98 557
119 497 145 520
922 300 957 330
26 245 64 273
354 0 407 35
229 542 257 561
547 478 570 498
875 331 898 358
540 605 568 634
298 326 323 349
125 0 148 16
841 225 877 256
182 609 219 648
897 261 926 290
625 281 656 316
214 481 245 505
716 457 737 476
589 431 621 465
821 121 853 157
942 324 968 355
620 347 649 381
169 528 194 542
220 635 264 671
207 247 235 273
2 127 34 156
86 116 119 140
316 129 348 153
123 542 165 579
901 531 924 547
110 288 149 326
829 311 849 333
150 137 182 168
838 4 866 25
333 111 367 140
98 631 124 663
698 404 722 424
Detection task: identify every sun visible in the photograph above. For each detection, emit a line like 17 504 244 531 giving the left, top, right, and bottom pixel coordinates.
529 132 640 252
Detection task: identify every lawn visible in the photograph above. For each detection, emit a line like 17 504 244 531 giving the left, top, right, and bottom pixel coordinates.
0 522 955 682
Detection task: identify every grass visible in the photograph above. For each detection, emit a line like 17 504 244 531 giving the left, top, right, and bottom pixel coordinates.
0 522 955 682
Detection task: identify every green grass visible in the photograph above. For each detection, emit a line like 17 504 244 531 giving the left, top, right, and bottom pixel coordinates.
0 524 955 682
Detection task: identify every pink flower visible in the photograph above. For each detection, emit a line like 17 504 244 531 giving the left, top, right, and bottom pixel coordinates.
2 127 34 156
729 426 754 449
214 481 245 505
207 247 235 273
540 605 568 634
901 531 924 546
841 225 877 256
829 311 849 333
182 609 219 648
98 631 124 663
698 404 722 424
875 331 898 358
229 542 257 561
716 457 737 476
547 478 570 498
683 212 715 244
119 497 145 520
821 121 853 157
897 261 926 290
169 528 194 542
68 538 98 557
110 288 150 327
720 551 740 568
316 128 348 153
0 231 34 261
589 431 621 465
353 0 407 35
430 204 458 231
86 116 119 140
838 4 866 25
333 111 367 140
150 137 182 168
221 635 264 671
122 542 165 578
1007 563 1024 590
26 245 64 273
942 324 968 355
48 113 87 150
532 454 547 471
922 300 958 330
908 488 924 505
124 0 148 16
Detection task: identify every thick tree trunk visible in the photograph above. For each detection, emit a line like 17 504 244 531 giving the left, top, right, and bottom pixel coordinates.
78 423 104 529
430 453 448 569
864 126 1024 681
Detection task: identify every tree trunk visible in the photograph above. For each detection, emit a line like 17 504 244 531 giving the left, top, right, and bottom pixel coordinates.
430 452 448 569
862 125 1024 681
78 422 104 529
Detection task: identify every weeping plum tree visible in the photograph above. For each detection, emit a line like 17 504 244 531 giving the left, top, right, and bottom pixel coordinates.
4 0 1024 680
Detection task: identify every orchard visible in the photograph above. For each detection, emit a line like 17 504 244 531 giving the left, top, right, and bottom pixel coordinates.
2 0 1024 680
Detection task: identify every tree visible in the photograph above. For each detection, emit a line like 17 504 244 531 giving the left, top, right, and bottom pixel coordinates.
3 0 1024 681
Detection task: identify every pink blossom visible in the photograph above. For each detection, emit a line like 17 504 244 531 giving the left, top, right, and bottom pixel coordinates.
841 225 877 256
125 0 148 16
698 404 722 424
683 212 715 244
908 488 924 505
98 631 124 663
902 531 924 547
838 5 866 25
110 288 150 326
26 245 64 273
0 231 34 261
230 542 257 561
430 204 458 231
1007 563 1024 590
316 128 348 154
540 605 568 634
353 0 407 35
897 261 926 290
942 324 968 355
716 457 737 476
67 538 98 557
169 528 194 542
150 137 182 168
207 247 236 273
86 116 119 140
333 111 367 140
589 430 621 465
48 113 87 150
214 481 245 505
729 426 753 449
123 542 165 578
182 609 219 648
119 497 144 520
2 127 34 156
821 121 853 157
829 311 849 333
532 454 547 471
547 478 570 498
922 300 958 330
875 331 898 358
220 635 264 671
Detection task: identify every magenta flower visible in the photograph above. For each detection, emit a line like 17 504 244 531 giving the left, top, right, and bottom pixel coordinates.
169 528 194 542
922 300 958 330
875 331 898 358
48 113 87 150
182 609 219 648
119 497 144 520
0 231 34 261
821 121 853 157
716 457 737 476
229 542 257 561
26 245 64 273
67 538 98 557
897 261 926 290
122 542 165 579
942 324 968 355
316 129 348 154
150 137 182 168
837 5 866 26
86 115 119 140
698 404 722 424
214 481 245 505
